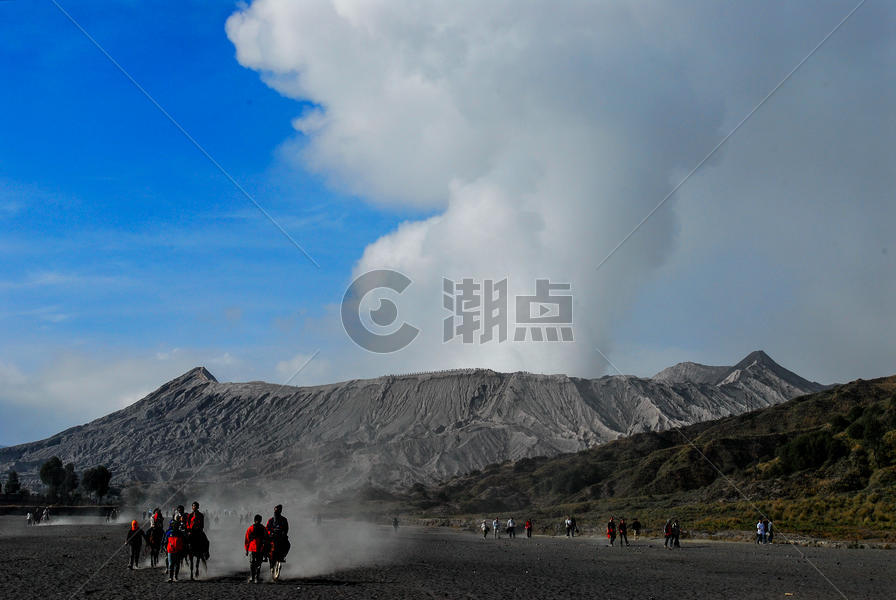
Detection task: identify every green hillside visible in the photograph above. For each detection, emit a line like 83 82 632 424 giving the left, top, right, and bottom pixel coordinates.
407 376 896 540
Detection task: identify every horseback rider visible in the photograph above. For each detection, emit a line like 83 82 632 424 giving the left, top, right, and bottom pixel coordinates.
266 504 291 570
170 505 186 532
151 507 164 529
146 509 165 568
187 502 205 533
187 501 209 558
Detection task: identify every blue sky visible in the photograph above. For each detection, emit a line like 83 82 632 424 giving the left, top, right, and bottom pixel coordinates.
1 1 893 445
0 1 419 442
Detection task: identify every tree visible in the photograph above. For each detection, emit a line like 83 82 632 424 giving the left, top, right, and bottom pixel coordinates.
4 470 21 495
82 466 111 502
39 456 66 501
60 463 79 502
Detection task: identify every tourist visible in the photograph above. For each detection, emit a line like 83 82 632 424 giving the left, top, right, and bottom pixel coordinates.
670 520 681 548
125 519 146 570
244 514 268 584
164 514 186 581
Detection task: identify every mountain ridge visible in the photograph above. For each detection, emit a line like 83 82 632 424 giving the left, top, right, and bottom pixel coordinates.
407 375 896 540
0 351 826 492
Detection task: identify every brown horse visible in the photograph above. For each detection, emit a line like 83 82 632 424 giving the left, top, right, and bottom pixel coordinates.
145 525 164 568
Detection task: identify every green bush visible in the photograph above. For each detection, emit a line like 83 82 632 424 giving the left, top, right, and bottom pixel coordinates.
777 430 847 473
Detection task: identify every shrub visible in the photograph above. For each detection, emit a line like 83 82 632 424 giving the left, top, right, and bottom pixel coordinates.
777 430 847 473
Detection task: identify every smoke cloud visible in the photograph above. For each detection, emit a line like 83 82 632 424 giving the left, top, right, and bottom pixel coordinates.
226 1 895 381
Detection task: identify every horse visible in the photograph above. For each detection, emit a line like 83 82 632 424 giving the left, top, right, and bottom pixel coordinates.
145 524 164 568
186 530 209 580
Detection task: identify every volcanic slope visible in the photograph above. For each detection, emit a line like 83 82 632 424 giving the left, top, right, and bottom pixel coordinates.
0 351 824 490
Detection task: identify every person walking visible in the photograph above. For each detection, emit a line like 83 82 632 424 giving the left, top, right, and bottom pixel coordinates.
756 520 765 544
607 517 617 547
492 518 501 539
565 516 573 537
524 519 532 538
245 514 269 583
506 517 516 539
767 520 774 544
619 518 629 547
632 518 641 541
164 515 186 581
481 520 490 539
671 520 681 548
663 519 673 549
125 520 147 569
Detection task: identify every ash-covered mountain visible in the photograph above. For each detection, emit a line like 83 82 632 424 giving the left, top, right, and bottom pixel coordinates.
0 351 824 491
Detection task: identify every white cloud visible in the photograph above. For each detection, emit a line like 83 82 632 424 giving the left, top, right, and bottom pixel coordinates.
0 350 243 436
227 1 894 381
227 0 730 376
0 271 126 291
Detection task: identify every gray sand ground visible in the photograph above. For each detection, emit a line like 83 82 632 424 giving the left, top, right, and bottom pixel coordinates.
0 516 891 599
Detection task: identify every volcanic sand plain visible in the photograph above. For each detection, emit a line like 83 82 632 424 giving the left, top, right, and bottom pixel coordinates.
0 516 891 599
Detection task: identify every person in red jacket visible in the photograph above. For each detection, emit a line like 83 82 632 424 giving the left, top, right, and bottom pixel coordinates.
524 519 533 538
186 501 204 532
164 514 186 582
244 514 269 583
186 501 210 563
